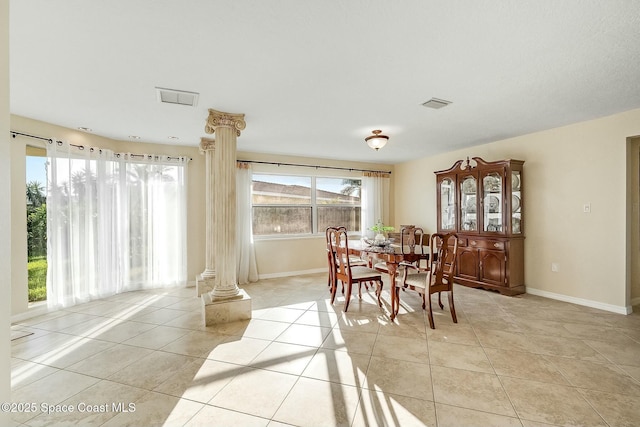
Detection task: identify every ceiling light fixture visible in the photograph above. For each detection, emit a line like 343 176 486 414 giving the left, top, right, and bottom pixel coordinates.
168 136 179 140
129 135 141 140
77 127 92 132
365 130 389 151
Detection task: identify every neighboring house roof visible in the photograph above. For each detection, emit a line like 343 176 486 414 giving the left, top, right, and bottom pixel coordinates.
252 181 359 203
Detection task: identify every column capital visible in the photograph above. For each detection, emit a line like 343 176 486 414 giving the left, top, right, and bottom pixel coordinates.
199 137 216 154
205 109 246 137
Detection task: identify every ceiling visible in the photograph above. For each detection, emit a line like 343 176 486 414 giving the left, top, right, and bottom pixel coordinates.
9 1 640 165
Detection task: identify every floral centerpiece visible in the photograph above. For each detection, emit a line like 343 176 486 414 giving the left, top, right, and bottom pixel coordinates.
370 220 395 242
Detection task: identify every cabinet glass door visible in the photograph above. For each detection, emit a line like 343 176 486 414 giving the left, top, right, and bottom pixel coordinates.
511 171 522 234
460 175 477 231
482 172 503 232
440 177 455 230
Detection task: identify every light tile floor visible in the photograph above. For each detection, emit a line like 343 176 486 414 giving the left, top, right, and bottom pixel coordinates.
9 273 640 426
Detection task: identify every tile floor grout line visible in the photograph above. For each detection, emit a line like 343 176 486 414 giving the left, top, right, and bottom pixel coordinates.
10 274 640 426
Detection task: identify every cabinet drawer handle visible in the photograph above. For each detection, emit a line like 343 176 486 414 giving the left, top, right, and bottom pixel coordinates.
494 243 501 248
470 240 477 246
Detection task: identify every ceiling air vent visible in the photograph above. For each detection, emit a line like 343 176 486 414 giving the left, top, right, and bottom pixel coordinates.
155 87 199 107
422 98 452 109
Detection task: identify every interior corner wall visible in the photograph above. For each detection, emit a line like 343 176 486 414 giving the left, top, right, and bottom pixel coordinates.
393 108 640 313
1 0 12 420
9 115 206 317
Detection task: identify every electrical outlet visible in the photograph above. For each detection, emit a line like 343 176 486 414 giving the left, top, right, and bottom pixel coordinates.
583 203 591 213
551 263 559 272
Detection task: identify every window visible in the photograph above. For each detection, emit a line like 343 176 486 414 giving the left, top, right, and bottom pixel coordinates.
316 177 361 233
252 174 361 236
46 141 189 309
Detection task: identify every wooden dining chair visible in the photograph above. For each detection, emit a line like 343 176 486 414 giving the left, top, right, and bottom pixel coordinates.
325 226 368 295
326 226 340 292
373 225 426 273
328 227 384 312
400 226 428 266
392 232 459 328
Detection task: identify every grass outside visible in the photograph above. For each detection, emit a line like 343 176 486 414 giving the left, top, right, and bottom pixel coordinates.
28 256 47 302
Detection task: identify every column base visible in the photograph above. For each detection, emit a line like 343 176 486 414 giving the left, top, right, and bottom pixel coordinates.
202 288 252 326
195 275 215 297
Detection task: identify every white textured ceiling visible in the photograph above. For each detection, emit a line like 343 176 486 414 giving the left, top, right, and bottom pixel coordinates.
9 1 640 164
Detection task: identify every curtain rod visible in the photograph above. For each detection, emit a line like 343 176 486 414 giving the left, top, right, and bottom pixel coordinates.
237 159 392 175
10 131 52 143
10 130 192 161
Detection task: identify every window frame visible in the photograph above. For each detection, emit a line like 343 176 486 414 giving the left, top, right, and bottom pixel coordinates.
251 172 362 238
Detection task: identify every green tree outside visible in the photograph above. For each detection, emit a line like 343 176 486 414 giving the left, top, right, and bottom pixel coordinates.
340 178 361 198
26 180 47 301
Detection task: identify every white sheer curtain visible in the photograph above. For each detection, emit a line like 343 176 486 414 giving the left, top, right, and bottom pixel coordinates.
236 162 258 284
361 171 390 238
46 140 188 309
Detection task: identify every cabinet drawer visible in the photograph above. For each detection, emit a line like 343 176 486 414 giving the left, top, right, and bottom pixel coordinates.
467 239 505 250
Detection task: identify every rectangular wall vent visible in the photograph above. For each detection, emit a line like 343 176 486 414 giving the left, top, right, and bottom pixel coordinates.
422 98 452 109
155 87 199 107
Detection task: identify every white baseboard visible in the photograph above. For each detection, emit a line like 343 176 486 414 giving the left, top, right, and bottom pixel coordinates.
526 287 632 315
258 268 326 280
11 303 50 323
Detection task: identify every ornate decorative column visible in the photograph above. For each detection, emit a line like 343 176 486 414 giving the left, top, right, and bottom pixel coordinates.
201 109 251 325
198 138 216 283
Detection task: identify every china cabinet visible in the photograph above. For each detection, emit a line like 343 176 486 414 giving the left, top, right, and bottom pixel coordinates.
435 157 524 295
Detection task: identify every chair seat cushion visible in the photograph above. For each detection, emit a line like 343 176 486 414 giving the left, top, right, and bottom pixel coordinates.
350 266 383 280
349 257 368 266
373 262 389 272
338 255 367 266
399 272 429 290
374 262 409 276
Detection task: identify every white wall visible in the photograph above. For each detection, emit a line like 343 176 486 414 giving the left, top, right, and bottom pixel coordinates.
394 108 640 313
1 0 12 420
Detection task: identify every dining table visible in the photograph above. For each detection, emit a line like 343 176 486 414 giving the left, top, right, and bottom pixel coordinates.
348 239 430 320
